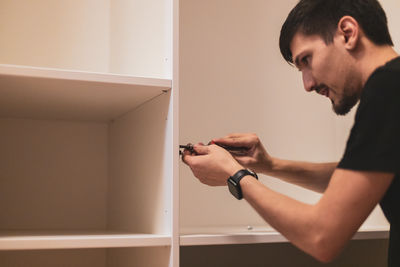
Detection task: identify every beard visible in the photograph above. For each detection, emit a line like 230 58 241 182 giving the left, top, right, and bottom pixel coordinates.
332 86 360 116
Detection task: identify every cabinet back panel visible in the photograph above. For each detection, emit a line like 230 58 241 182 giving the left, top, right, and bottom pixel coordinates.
0 0 110 72
107 247 170 267
110 0 172 78
0 119 108 230
0 249 106 267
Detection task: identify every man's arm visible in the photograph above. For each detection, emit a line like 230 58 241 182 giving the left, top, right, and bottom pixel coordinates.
240 168 394 263
213 133 336 192
183 144 394 262
266 158 337 193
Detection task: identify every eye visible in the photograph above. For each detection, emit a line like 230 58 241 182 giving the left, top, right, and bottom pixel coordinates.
301 55 311 66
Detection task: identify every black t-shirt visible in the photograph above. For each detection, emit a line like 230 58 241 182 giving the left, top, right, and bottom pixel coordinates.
338 56 400 267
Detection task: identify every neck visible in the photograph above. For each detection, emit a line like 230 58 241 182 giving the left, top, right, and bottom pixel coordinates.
359 44 399 87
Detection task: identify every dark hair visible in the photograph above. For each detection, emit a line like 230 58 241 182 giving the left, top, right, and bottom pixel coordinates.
279 0 393 64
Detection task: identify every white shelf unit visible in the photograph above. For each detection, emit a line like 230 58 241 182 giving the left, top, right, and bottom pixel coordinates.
0 0 178 265
0 64 174 266
0 231 170 250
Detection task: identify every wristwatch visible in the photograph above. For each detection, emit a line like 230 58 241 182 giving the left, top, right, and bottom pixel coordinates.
227 169 258 200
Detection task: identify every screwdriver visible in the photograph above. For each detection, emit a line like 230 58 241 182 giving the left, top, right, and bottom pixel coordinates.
179 142 249 155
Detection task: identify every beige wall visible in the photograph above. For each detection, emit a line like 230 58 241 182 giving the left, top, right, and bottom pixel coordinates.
179 0 398 265
179 0 398 232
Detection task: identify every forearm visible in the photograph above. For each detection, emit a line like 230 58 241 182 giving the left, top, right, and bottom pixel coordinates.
240 176 345 262
213 134 336 191
264 158 338 193
240 169 394 262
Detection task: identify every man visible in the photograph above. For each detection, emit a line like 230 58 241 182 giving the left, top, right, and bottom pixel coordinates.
182 0 399 265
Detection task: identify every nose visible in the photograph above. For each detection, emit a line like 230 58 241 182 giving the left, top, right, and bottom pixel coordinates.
302 70 316 92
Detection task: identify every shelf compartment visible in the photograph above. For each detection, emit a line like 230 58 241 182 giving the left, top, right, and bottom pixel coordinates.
0 0 171 78
0 79 172 241
0 231 170 250
180 226 389 246
0 64 171 121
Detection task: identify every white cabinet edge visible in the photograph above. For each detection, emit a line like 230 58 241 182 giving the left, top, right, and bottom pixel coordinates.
0 233 171 250
0 64 172 88
180 227 389 246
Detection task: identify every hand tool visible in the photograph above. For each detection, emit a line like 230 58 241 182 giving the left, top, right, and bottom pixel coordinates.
179 142 249 156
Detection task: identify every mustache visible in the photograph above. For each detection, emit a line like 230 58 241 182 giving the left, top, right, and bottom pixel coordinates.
312 84 329 93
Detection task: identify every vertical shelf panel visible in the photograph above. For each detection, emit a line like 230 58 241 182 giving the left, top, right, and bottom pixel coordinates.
108 92 172 234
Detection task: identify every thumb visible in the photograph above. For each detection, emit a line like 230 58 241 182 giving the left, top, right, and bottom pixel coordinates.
182 149 194 165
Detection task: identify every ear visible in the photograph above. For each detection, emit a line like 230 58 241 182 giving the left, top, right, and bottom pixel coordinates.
337 16 360 50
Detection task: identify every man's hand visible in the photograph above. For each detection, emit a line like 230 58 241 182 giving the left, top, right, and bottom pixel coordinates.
182 143 243 186
211 133 336 192
212 133 273 174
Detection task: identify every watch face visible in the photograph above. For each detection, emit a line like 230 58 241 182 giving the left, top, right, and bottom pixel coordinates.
228 178 242 200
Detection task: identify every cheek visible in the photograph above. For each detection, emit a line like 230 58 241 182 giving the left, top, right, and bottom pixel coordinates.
313 47 343 81
313 58 340 87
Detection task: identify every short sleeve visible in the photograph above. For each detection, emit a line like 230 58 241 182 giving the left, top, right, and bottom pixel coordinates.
338 70 400 173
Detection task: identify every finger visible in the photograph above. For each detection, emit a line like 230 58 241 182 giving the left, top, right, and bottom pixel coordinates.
182 150 196 165
210 134 243 144
192 144 210 155
219 133 242 138
212 136 253 148
228 149 250 157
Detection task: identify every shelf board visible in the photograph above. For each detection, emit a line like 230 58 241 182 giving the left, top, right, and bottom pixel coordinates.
0 64 172 122
0 231 171 250
180 226 389 246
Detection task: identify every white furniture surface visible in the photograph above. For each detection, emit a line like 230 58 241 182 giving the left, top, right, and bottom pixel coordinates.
0 0 177 266
180 226 390 247
0 64 175 266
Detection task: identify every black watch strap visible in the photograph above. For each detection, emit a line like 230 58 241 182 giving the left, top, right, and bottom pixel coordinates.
227 169 258 200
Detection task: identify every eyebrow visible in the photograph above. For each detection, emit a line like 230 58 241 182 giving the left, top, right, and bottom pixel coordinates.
293 54 302 68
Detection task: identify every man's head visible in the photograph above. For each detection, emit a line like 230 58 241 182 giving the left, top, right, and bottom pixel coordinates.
279 0 394 115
